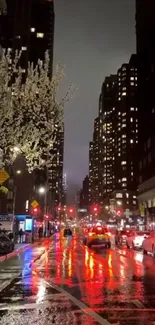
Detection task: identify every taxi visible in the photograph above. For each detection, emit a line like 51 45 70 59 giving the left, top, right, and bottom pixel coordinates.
83 226 111 248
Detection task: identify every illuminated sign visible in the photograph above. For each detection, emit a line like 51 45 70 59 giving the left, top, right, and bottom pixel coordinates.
25 218 32 231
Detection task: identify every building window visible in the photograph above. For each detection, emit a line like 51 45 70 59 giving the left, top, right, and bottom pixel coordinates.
31 27 35 32
21 46 27 51
133 200 137 205
122 134 126 138
130 117 133 122
122 92 126 96
122 124 126 128
116 193 123 198
37 33 44 38
122 178 127 181
130 139 134 144
130 107 134 111
121 161 126 165
126 193 129 198
130 77 134 81
122 183 127 187
130 82 134 86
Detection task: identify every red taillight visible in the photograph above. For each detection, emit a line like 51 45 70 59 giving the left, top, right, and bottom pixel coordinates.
97 227 102 230
88 232 95 237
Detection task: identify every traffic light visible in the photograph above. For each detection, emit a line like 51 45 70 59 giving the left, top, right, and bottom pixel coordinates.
32 207 38 215
69 208 73 213
93 207 97 212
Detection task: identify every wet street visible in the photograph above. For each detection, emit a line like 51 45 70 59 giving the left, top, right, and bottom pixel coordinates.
1 234 155 324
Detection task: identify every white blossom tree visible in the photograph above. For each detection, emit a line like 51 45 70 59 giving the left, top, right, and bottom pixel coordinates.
0 50 75 172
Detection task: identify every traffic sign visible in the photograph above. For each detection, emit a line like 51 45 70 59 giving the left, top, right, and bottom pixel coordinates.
124 209 132 217
0 169 9 184
31 200 39 208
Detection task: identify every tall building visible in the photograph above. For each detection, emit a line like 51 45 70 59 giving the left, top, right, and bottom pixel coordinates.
88 142 94 205
0 0 55 74
79 175 89 210
89 55 139 214
136 1 155 219
0 1 60 218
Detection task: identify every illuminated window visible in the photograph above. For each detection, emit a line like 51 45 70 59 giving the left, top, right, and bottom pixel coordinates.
122 92 126 96
133 200 136 204
37 33 44 38
130 82 134 86
130 77 134 80
126 193 129 198
130 117 133 122
118 153 121 156
131 172 133 176
133 195 136 199
22 46 27 50
31 27 35 32
122 112 126 116
122 124 126 128
121 161 126 165
122 134 126 138
118 112 121 115
130 139 133 143
122 178 127 181
130 107 134 111
116 193 123 198
118 97 121 101
122 183 127 187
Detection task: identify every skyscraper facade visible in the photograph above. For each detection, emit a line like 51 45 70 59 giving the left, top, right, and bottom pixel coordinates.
136 1 155 218
89 55 138 214
0 1 65 218
0 0 55 73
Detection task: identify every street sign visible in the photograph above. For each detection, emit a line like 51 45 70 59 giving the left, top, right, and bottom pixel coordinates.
0 169 9 184
31 200 39 208
124 209 132 217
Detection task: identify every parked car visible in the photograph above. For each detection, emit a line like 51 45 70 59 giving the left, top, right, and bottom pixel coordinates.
126 231 150 249
0 233 14 255
142 232 155 256
115 230 133 246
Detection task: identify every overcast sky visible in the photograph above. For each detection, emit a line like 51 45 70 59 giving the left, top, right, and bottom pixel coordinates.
54 0 136 200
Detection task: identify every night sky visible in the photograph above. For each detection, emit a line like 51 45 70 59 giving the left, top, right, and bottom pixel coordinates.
54 0 136 200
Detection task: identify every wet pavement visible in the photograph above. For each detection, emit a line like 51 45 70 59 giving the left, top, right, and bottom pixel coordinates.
0 234 155 324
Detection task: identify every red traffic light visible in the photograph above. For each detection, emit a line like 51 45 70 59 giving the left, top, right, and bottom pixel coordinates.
34 208 38 212
93 207 97 212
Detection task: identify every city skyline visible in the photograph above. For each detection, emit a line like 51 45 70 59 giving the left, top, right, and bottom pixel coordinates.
54 0 135 193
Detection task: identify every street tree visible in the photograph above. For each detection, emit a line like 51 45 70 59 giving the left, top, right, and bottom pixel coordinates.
0 50 75 172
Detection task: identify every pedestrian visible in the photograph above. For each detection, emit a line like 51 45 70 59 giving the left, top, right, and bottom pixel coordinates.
19 228 23 243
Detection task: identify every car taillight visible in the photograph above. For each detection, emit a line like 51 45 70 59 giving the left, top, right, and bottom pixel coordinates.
106 232 111 236
88 232 95 237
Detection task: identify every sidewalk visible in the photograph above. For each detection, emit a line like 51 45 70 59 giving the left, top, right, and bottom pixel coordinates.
0 238 46 263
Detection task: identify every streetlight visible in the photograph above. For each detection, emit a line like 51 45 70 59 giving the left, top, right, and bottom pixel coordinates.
38 187 46 194
16 170 21 174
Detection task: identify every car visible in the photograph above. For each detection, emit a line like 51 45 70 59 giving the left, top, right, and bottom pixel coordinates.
0 233 14 255
115 230 133 246
142 232 155 256
126 231 150 249
83 226 111 248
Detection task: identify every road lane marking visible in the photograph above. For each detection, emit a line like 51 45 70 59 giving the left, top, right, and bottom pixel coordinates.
43 279 112 325
132 299 145 308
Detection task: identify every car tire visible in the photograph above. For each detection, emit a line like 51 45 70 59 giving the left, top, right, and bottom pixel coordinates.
107 242 111 248
143 249 147 255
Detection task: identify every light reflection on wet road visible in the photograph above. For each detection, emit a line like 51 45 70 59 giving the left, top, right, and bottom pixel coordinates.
1 234 155 324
